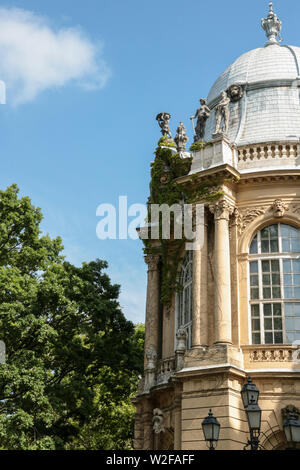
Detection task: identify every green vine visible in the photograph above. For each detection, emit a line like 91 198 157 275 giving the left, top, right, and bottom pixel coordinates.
189 141 213 152
143 137 226 307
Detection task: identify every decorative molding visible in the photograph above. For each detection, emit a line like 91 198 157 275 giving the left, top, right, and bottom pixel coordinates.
236 206 267 235
271 199 288 218
144 254 160 271
153 408 165 434
281 405 300 422
246 347 294 363
209 199 235 221
227 83 244 102
145 347 157 370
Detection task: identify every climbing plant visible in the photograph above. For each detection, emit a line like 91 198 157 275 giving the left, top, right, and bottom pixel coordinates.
143 136 228 306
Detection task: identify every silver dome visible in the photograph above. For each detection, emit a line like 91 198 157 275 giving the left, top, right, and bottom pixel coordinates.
204 44 300 146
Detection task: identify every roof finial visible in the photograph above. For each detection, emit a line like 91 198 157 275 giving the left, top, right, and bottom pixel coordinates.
261 2 282 47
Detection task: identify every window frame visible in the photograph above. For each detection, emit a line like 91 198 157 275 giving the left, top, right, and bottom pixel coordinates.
248 223 300 345
176 251 193 350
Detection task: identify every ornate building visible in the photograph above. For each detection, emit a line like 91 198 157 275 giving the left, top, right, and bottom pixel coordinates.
133 3 300 450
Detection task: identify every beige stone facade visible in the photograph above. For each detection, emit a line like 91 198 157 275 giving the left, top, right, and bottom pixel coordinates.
133 161 300 450
133 7 300 451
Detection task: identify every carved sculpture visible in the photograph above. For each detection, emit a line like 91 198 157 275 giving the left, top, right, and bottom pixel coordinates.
153 408 165 434
176 328 187 351
190 99 211 142
227 83 244 102
174 122 189 154
213 91 231 137
282 405 300 422
272 199 288 218
146 347 157 369
156 112 172 138
261 2 282 45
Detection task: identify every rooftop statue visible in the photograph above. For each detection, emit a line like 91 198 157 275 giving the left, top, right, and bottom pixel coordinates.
261 2 282 46
213 91 231 137
174 122 189 154
156 112 172 138
190 99 210 142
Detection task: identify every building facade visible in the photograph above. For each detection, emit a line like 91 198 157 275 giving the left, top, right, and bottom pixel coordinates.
133 4 300 450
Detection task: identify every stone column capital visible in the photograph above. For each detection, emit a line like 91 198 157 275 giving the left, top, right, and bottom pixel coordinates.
144 254 160 271
209 199 235 221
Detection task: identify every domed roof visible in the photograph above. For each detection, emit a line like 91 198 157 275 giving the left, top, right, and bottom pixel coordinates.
203 43 300 146
207 44 300 104
201 3 300 148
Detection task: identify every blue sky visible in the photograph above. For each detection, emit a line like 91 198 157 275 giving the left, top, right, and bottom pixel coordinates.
0 0 298 324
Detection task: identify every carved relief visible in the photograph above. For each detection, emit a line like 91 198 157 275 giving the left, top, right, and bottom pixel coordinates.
227 83 244 102
144 254 160 271
145 347 157 369
153 409 165 434
249 348 293 362
281 405 300 422
209 199 235 221
272 199 288 218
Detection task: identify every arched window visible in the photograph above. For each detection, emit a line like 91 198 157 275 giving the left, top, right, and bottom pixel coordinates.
249 224 300 345
177 251 193 350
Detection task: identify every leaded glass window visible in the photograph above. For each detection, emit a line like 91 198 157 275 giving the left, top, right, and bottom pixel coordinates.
249 224 300 344
177 251 193 350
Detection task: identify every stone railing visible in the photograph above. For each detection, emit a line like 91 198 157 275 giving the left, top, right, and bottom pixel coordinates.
156 356 176 385
237 143 300 170
242 345 300 365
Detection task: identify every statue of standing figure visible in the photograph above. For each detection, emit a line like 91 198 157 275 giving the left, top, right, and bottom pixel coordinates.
213 91 231 136
174 122 188 154
156 112 172 139
190 99 210 142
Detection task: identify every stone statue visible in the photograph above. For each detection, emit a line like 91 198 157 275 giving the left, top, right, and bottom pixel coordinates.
272 199 288 218
153 409 165 434
190 99 210 142
213 91 231 136
156 112 172 138
174 122 188 154
261 2 282 45
227 83 244 102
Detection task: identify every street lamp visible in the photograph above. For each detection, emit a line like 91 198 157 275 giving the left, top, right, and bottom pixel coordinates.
283 412 300 449
241 376 259 407
241 377 262 450
202 409 220 450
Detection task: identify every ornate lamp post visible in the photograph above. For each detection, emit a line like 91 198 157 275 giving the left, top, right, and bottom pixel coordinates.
283 412 300 449
241 377 262 450
202 409 221 450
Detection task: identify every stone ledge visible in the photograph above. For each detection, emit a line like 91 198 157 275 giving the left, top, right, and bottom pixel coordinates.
183 344 244 369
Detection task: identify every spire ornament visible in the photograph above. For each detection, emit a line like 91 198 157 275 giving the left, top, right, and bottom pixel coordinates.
261 2 282 46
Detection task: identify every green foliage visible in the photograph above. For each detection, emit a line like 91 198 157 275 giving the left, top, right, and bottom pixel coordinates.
144 139 225 306
0 185 144 450
189 141 213 152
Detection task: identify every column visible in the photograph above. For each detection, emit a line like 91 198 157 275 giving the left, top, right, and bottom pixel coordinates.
144 254 160 370
209 199 233 344
192 205 208 347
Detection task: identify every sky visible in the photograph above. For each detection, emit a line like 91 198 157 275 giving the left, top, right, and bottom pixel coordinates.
0 0 299 324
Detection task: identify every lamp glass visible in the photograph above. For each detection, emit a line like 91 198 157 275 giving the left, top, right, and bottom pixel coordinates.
246 404 262 431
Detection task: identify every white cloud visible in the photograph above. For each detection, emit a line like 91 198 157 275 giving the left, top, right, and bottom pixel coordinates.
0 7 110 105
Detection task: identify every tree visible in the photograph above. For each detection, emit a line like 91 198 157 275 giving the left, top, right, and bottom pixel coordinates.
0 185 144 450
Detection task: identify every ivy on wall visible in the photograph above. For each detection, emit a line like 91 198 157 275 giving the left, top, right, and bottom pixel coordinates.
143 136 228 307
